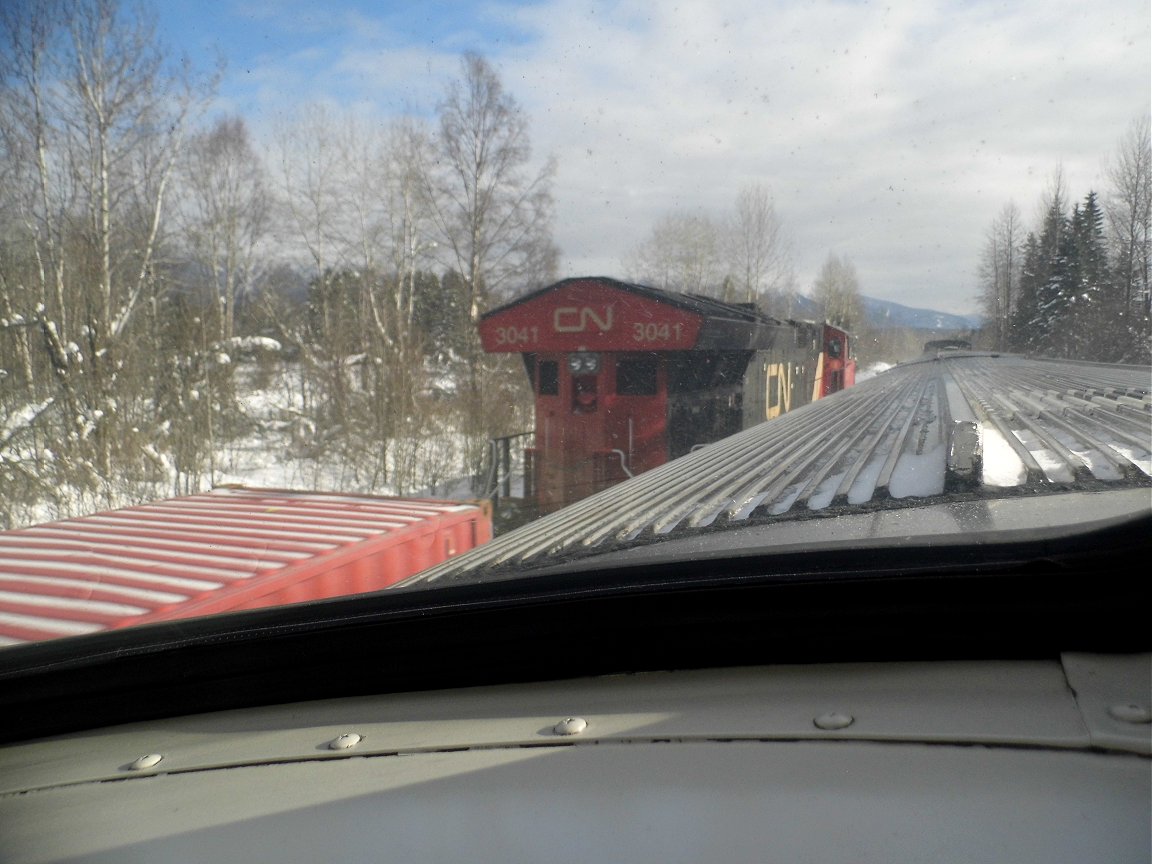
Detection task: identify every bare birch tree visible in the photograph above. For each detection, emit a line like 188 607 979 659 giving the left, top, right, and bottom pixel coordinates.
0 0 208 521
63 0 196 344
420 54 555 485
270 107 457 491
272 104 357 435
180 115 270 341
627 187 793 310
627 212 724 296
978 202 1023 351
811 253 865 333
1105 116 1151 361
383 118 439 339
725 184 794 307
425 53 558 322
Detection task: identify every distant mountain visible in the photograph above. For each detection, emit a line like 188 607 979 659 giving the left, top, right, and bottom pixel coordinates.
859 296 981 331
787 293 821 319
790 293 980 331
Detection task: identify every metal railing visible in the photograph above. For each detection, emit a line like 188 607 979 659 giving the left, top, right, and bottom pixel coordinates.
483 431 534 504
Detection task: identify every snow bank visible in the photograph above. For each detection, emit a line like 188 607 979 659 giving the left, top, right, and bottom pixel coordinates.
856 362 894 382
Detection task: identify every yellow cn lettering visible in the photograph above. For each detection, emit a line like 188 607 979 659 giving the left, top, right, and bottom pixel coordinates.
583 307 613 332
766 362 792 419
554 306 614 333
554 307 580 331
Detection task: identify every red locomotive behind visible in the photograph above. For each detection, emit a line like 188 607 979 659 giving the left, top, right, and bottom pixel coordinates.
481 277 855 512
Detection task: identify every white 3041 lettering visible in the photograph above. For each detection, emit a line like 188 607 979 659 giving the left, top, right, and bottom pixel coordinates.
493 325 538 345
631 322 682 342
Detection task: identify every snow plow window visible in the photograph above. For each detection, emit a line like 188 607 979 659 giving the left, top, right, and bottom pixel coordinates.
538 361 559 395
617 358 658 396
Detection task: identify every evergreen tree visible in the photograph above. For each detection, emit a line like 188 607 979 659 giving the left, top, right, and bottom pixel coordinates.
413 270 469 361
1010 233 1042 353
1066 192 1115 359
1048 202 1083 358
1007 187 1127 361
1031 192 1070 356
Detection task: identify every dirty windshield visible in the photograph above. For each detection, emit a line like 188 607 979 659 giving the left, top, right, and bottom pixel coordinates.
0 0 1149 645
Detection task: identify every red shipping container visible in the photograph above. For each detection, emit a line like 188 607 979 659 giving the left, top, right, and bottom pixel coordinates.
0 487 491 645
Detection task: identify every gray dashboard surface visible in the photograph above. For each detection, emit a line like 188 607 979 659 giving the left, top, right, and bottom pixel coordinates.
1 655 1149 863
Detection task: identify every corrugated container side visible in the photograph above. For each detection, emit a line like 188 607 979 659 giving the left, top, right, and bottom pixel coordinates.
0 490 493 643
129 507 490 623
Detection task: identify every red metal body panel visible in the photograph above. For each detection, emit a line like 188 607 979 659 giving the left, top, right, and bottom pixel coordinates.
819 323 853 397
0 488 491 645
480 278 702 353
529 352 668 510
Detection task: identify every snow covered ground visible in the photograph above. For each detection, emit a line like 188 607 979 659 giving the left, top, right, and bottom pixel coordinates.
212 364 474 499
2 361 482 530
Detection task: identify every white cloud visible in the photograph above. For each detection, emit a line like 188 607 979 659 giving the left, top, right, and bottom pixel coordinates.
218 0 1150 314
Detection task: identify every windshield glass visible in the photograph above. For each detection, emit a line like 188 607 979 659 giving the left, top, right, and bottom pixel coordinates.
0 0 1149 646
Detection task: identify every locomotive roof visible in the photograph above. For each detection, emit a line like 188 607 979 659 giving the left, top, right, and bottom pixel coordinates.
485 276 784 325
404 353 1151 582
482 276 807 352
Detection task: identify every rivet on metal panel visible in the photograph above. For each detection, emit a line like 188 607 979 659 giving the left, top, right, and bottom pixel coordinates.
1107 703 1152 724
813 712 854 730
328 732 363 750
126 753 164 771
553 717 588 736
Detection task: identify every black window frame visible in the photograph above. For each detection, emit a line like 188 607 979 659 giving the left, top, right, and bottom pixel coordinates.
617 356 659 396
538 360 559 395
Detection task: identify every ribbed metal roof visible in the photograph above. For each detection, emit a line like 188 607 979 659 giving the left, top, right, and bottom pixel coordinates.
0 489 481 645
410 354 1151 581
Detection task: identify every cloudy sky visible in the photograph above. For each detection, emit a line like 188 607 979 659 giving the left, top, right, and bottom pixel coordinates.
156 0 1150 315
